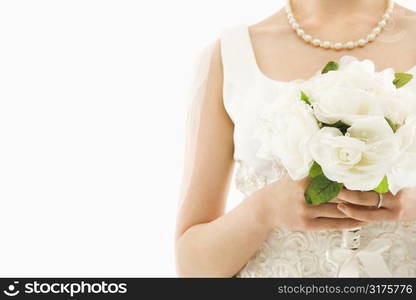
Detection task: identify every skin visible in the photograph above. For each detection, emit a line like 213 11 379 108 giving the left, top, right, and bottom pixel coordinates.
175 0 416 278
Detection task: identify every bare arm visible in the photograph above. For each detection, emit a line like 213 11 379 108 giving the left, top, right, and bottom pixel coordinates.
175 40 273 277
175 40 364 278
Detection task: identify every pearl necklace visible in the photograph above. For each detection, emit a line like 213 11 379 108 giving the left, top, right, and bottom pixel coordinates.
285 0 394 50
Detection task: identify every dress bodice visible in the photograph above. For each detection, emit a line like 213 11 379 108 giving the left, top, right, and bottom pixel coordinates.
220 24 416 277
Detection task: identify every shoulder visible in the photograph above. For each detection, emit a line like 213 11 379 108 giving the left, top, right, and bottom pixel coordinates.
218 5 289 48
194 39 223 89
246 8 292 45
210 39 223 73
394 3 416 29
194 38 222 75
395 3 416 18
391 4 416 50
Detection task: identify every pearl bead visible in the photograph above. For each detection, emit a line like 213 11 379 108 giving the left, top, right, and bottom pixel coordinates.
346 41 355 49
284 0 394 50
367 33 376 42
322 41 331 48
302 34 312 42
373 26 382 34
312 39 321 46
357 39 367 47
296 29 305 36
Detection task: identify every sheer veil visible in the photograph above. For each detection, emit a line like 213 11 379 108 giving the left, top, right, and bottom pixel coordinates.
178 41 216 209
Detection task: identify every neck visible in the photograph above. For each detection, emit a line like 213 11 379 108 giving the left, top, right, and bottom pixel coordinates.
290 0 390 22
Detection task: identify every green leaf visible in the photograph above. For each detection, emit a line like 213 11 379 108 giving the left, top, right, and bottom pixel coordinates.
385 117 398 133
300 91 312 105
393 72 413 88
322 120 350 135
308 161 323 178
321 61 339 74
373 175 389 193
304 174 344 205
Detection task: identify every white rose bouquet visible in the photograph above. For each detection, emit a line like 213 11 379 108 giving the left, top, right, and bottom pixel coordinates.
255 56 415 247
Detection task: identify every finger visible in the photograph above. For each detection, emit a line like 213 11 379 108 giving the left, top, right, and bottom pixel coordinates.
328 198 343 204
336 188 379 207
380 191 394 209
307 203 350 218
337 203 393 222
308 217 366 231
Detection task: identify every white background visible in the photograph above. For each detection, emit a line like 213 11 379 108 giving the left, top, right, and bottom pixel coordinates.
0 0 414 277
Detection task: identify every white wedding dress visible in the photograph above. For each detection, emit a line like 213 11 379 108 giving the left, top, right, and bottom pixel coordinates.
187 24 416 277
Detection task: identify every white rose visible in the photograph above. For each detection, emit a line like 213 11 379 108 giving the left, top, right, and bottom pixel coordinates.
310 88 393 125
309 116 400 191
301 56 407 126
306 56 397 95
387 115 416 195
337 56 397 96
255 86 320 180
396 78 416 120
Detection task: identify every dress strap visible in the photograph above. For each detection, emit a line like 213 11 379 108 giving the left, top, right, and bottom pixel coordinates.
220 24 257 84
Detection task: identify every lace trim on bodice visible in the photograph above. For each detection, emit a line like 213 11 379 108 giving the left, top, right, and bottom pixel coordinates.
235 160 287 197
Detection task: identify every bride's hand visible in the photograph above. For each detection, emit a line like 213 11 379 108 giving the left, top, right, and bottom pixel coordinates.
336 187 416 222
259 173 366 231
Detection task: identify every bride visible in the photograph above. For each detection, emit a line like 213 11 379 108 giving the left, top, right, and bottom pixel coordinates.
175 0 416 277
